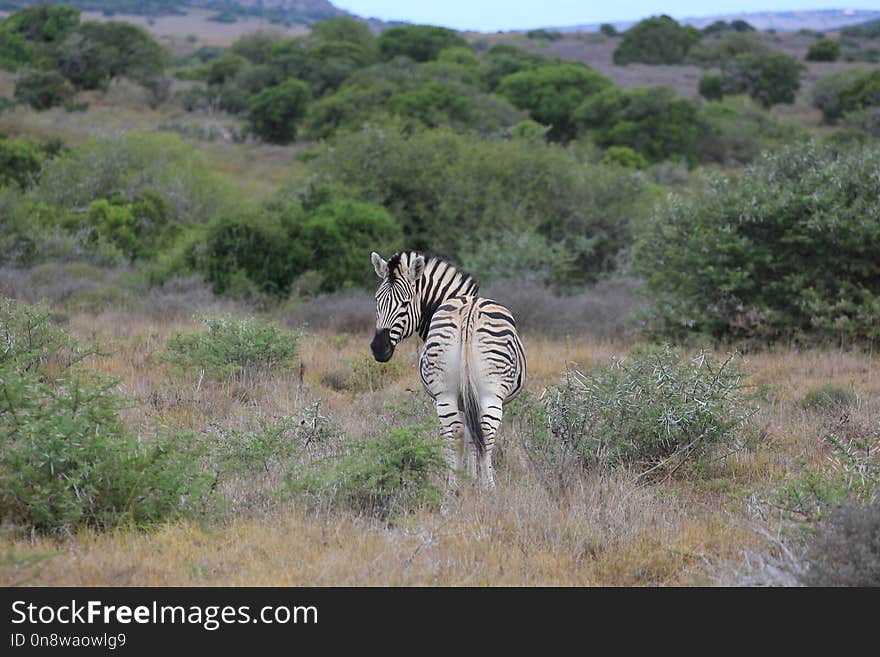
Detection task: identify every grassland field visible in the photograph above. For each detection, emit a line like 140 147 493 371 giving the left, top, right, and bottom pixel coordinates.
1 11 879 586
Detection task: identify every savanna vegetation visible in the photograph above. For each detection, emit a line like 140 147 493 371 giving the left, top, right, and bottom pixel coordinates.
1 5 879 586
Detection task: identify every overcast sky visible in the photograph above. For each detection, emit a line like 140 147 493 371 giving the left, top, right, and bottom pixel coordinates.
333 1 880 31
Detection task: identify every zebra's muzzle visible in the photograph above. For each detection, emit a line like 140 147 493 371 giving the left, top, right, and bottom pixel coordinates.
370 329 394 362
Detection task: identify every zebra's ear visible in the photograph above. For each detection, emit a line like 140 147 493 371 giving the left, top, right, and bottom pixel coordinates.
371 252 388 278
408 254 425 282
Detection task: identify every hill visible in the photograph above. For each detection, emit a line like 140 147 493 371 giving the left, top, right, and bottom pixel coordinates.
0 0 347 24
553 9 880 34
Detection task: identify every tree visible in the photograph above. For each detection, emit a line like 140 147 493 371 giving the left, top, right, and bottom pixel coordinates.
633 141 880 343
496 62 611 141
811 69 867 123
599 24 617 37
378 25 470 62
247 79 311 144
613 15 701 65
576 86 705 164
806 38 841 62
720 51 803 108
55 21 166 90
14 69 74 110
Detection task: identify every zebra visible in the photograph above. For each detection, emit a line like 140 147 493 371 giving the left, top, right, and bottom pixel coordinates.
370 250 526 489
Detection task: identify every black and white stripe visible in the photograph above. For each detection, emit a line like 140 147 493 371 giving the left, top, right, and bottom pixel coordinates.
370 250 526 489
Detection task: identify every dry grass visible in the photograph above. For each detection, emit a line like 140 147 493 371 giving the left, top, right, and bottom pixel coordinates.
1 299 877 586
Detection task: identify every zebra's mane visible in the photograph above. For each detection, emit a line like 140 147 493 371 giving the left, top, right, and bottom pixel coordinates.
387 250 480 293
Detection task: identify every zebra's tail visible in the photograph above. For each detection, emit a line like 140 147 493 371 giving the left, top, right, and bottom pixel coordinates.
459 340 485 456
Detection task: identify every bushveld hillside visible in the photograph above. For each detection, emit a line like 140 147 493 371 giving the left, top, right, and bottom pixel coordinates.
1 7 879 586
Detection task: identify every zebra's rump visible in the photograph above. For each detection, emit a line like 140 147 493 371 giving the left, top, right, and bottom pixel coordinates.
419 295 526 403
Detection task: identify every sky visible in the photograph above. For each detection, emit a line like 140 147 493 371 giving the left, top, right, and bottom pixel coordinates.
332 1 880 31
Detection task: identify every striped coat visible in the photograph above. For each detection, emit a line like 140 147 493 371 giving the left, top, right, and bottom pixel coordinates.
370 250 526 489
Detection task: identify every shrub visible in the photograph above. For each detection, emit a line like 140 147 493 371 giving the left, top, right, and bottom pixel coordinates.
838 70 880 116
696 95 807 166
575 86 706 164
13 69 74 109
0 137 49 188
201 207 305 297
0 367 208 534
688 31 769 68
496 62 611 142
288 424 447 519
801 502 880 586
304 58 524 139
480 43 544 91
247 78 311 144
806 38 841 62
0 297 96 375
613 15 701 65
377 25 469 62
294 198 403 292
543 346 753 475
801 383 858 412
777 414 879 523
600 145 649 169
812 69 871 123
161 315 301 381
720 51 803 108
56 20 166 90
698 74 724 101
35 133 230 224
634 141 880 344
310 121 649 287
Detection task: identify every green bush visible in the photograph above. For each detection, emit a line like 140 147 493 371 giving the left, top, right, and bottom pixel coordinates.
200 198 401 296
304 58 524 139
543 346 752 474
161 315 301 381
480 43 544 91
496 61 611 142
696 95 807 166
35 132 230 224
688 31 769 68
310 121 649 286
613 15 701 65
58 192 180 262
601 145 649 169
634 141 880 343
201 206 305 296
811 69 867 123
575 86 705 164
778 419 879 523
801 383 859 411
13 69 74 109
247 78 311 144
0 367 208 534
377 25 469 63
288 424 447 519
55 20 166 90
0 297 96 375
698 74 724 101
0 137 50 188
806 38 841 62
838 70 880 116
719 51 803 108
295 198 403 292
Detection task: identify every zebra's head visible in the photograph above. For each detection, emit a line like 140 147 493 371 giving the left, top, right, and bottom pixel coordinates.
370 251 425 362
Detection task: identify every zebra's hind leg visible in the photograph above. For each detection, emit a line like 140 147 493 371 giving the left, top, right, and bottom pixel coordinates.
434 394 464 495
477 398 505 490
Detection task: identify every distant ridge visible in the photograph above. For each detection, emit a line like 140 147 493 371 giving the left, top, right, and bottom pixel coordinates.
542 9 880 34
